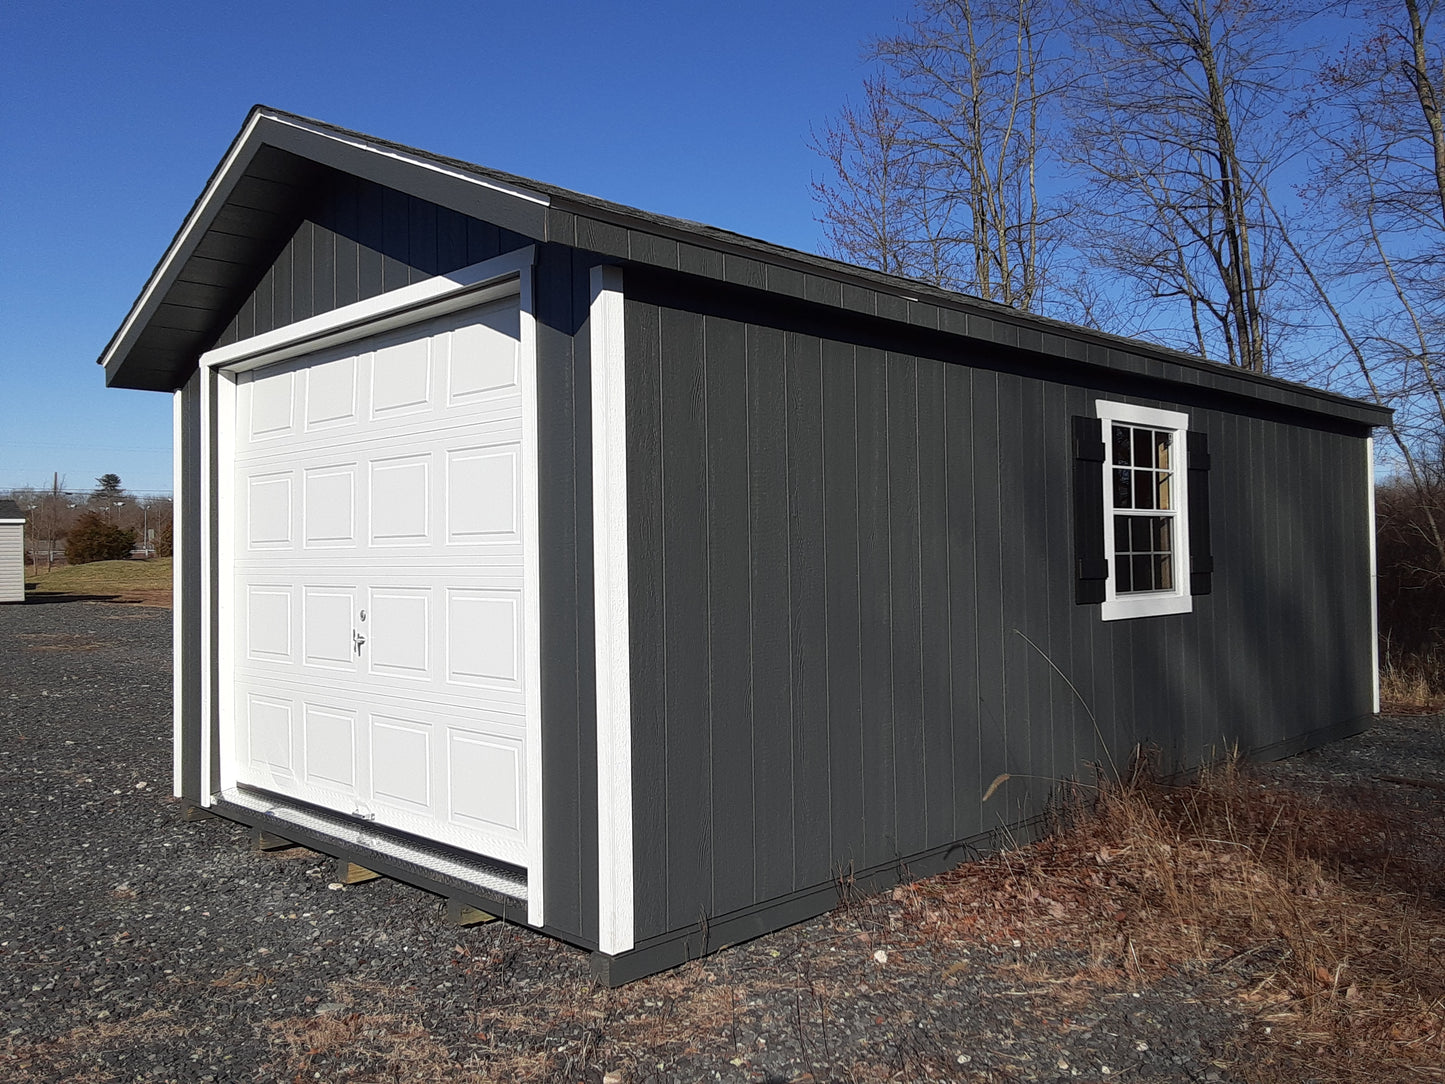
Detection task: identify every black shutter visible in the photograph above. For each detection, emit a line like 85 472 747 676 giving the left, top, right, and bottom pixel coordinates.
1072 415 1108 604
1187 429 1213 596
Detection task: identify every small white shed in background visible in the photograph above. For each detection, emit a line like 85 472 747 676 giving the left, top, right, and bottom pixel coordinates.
0 499 26 603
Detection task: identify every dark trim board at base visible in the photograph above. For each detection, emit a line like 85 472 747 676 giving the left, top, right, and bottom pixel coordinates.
589 818 1054 987
1247 712 1376 764
591 713 1380 986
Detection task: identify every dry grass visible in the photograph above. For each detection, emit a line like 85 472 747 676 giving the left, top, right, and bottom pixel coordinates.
24 557 172 608
892 754 1445 1083
1380 654 1445 713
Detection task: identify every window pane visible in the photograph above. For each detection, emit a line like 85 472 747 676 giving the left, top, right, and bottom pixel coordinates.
1153 517 1172 552
1156 555 1173 590
1113 425 1132 465
1133 470 1154 509
1114 469 1132 508
1155 431 1171 470
1116 553 1133 592
1132 555 1154 591
1157 471 1171 510
1130 516 1151 552
1134 428 1155 469
1115 516 1130 553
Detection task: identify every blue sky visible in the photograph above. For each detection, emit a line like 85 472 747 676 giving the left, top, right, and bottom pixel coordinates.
1 0 906 497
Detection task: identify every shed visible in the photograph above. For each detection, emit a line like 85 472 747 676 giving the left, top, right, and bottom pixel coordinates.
0 499 25 603
100 107 1390 983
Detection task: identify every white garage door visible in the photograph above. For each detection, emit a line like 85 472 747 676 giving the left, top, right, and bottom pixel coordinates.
226 299 536 867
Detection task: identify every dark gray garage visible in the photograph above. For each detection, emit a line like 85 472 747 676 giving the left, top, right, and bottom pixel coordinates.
100 106 1389 983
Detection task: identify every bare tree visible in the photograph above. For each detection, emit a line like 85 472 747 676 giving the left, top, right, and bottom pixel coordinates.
1290 0 1445 570
1065 0 1303 372
810 76 924 279
812 0 1065 310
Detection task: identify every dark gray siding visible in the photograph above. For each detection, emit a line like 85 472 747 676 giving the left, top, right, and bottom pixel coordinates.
215 173 534 347
622 274 1374 946
177 371 204 802
209 188 599 947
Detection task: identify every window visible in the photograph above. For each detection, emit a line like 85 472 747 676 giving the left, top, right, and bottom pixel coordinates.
1095 401 1192 621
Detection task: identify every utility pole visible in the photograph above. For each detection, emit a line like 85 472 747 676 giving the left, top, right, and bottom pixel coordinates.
48 472 58 571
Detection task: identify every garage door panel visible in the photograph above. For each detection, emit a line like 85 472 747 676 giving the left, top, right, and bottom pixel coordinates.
302 704 358 792
247 369 296 440
305 353 358 431
246 692 296 780
367 587 431 679
302 586 360 670
231 299 534 868
448 302 520 403
369 454 431 545
447 445 520 543
449 729 523 838
246 585 293 662
246 473 294 547
371 336 432 418
370 714 433 813
303 464 358 547
446 588 522 691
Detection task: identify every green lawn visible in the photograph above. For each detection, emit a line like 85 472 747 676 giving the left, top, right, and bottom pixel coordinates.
26 557 173 606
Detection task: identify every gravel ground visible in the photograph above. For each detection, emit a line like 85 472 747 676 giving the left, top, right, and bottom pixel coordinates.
1 597 1430 1083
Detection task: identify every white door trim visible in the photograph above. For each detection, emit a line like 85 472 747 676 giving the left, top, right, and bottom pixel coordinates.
201 248 536 374
172 386 186 798
204 254 546 926
589 265 634 954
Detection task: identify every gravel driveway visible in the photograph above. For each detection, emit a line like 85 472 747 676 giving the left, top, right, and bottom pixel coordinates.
5 597 1425 1083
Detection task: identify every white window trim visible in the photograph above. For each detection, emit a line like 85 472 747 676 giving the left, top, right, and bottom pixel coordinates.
1095 399 1193 622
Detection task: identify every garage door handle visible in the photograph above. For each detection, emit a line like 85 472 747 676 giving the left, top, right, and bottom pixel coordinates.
352 629 366 655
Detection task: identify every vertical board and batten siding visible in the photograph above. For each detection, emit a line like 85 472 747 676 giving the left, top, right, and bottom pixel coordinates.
621 277 1374 947
215 173 535 348
198 176 601 947
0 521 24 602
176 371 204 801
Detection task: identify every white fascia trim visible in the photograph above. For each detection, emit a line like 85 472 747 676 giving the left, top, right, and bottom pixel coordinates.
1095 399 1194 622
101 113 550 377
101 112 270 375
590 265 635 955
264 113 551 208
202 247 536 374
172 389 185 798
1367 436 1380 713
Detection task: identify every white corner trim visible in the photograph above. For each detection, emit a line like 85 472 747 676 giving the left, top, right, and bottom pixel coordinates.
202 247 537 374
517 265 546 931
263 112 551 208
590 265 635 955
1095 399 1194 622
198 367 216 806
1367 436 1380 714
172 388 185 799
